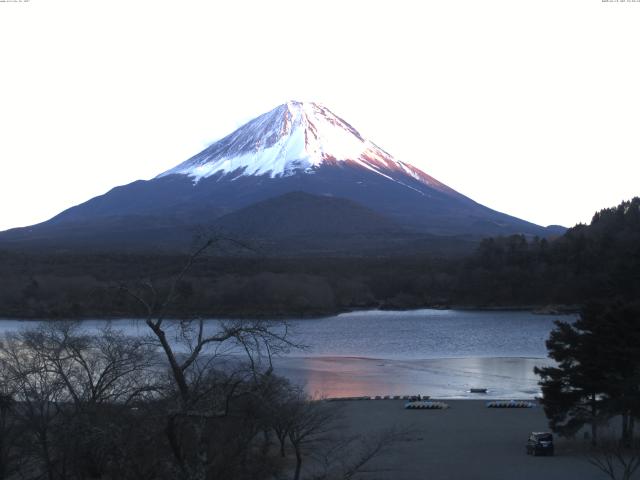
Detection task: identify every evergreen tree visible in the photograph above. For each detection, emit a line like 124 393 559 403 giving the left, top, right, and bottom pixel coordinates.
536 302 640 445
535 307 607 445
595 302 640 445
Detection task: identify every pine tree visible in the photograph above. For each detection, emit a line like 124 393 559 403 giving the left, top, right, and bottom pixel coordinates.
536 302 640 445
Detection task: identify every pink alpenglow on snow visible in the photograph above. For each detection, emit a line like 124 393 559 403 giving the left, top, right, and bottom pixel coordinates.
157 101 451 195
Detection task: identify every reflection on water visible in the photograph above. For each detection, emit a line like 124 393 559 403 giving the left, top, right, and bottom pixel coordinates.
0 309 569 398
273 356 553 399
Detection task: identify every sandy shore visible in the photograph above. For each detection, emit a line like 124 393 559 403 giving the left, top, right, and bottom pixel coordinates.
329 399 603 480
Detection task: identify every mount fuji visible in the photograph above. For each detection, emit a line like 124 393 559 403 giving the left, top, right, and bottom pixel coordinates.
0 101 563 254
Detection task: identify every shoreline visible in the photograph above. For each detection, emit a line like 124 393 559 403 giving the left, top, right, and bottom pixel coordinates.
281 354 549 360
0 304 579 322
325 395 540 402
273 355 550 400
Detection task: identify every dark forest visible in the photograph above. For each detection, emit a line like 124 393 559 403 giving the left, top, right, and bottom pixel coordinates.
1 198 638 319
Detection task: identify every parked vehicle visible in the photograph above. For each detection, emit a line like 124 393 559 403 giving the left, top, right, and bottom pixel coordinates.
526 432 554 456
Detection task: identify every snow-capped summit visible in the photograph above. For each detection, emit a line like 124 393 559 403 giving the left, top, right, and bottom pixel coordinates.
0 101 560 253
157 101 450 193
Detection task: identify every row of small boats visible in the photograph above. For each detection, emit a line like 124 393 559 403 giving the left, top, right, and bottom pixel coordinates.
486 400 535 408
405 401 449 409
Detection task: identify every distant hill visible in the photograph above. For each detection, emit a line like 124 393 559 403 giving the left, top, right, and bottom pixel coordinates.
210 191 482 256
213 191 401 238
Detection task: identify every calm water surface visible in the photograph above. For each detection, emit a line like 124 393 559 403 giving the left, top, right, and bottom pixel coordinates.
283 309 564 359
0 309 573 398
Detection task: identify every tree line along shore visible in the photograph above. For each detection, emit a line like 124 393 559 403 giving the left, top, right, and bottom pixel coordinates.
0 197 638 319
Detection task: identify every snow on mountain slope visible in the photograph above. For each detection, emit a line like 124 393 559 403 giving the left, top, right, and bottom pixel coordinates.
0 100 559 253
158 101 452 195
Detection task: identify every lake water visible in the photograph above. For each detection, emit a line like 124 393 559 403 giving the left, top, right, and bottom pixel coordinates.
276 309 569 398
0 309 572 398
284 309 561 359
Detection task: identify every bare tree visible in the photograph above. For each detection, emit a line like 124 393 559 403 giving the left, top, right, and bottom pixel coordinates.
587 434 640 480
286 393 343 480
21 322 158 409
281 391 408 480
311 427 409 480
0 387 21 480
119 239 301 479
271 392 296 458
0 332 67 480
0 322 161 480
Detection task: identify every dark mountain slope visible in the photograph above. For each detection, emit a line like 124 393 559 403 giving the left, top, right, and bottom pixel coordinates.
0 101 563 253
212 191 401 238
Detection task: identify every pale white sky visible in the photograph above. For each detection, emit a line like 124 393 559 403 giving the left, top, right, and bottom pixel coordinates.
1 0 638 231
